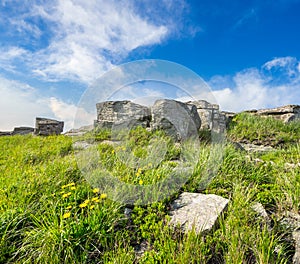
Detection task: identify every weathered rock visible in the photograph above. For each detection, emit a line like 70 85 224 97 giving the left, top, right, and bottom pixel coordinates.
64 124 94 136
187 100 226 133
12 127 34 135
293 231 300 264
0 131 12 136
34 117 64 136
151 99 201 141
169 192 229 234
95 100 151 130
239 143 274 152
252 105 300 123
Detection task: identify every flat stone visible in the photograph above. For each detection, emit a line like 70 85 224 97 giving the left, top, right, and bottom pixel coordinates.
293 231 300 264
169 192 229 234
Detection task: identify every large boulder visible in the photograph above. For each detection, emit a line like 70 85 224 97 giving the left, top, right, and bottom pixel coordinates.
169 192 229 234
151 99 201 141
34 117 64 136
95 101 151 130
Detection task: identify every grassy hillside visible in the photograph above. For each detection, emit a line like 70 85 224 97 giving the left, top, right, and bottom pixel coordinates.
0 114 299 263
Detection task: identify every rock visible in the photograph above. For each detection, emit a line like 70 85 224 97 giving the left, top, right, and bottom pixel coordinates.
187 100 226 133
64 124 94 136
12 127 34 135
251 202 272 229
34 117 64 136
169 192 229 234
239 143 274 153
293 231 300 264
151 99 201 141
0 131 12 136
95 101 151 130
253 105 300 123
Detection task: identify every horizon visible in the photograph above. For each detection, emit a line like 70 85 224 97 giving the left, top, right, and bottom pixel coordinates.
1 0 300 131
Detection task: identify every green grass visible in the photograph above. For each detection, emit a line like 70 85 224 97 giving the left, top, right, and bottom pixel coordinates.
0 116 299 263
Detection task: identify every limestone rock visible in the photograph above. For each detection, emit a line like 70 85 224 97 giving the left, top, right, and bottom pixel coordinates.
34 117 64 136
12 127 34 135
254 105 300 123
169 192 229 234
187 100 226 133
95 101 151 130
293 231 300 264
151 99 201 141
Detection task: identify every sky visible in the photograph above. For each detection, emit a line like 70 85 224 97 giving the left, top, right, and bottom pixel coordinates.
1 0 300 131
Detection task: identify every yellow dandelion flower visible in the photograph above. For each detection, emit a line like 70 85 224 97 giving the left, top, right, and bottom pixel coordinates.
91 197 98 201
111 149 115 154
79 202 88 208
66 205 72 210
70 186 76 190
62 192 72 198
139 180 143 185
100 193 107 199
60 191 65 194
83 199 90 204
90 205 95 209
68 182 75 186
63 212 71 219
92 188 100 193
61 185 67 189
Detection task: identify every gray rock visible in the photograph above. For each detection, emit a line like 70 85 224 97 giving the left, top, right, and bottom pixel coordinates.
169 192 229 234
293 231 300 264
151 99 201 141
11 126 34 135
239 143 274 153
95 100 151 130
252 105 300 123
34 117 64 136
187 100 226 133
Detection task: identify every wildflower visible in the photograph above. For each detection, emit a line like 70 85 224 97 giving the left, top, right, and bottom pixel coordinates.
139 180 143 185
92 188 100 193
63 212 71 219
62 192 72 198
92 197 99 202
66 205 72 210
70 186 76 190
90 205 95 209
111 149 115 154
61 185 67 189
79 202 88 208
136 168 142 177
100 193 107 199
83 199 90 204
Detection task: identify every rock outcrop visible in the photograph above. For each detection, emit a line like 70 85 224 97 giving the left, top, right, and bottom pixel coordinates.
94 101 151 130
94 99 226 140
34 117 64 136
249 105 300 123
12 127 34 135
187 100 227 133
151 99 201 141
169 192 229 234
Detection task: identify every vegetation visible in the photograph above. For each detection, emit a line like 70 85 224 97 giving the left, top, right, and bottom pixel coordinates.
0 114 299 263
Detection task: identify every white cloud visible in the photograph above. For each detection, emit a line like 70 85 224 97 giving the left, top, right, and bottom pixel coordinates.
210 57 300 112
0 76 93 132
0 0 182 83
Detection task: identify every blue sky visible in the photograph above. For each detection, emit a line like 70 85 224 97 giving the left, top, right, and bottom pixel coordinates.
1 0 300 131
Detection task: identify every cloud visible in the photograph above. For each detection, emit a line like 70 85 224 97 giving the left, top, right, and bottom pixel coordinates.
0 76 92 131
0 0 195 83
209 57 300 112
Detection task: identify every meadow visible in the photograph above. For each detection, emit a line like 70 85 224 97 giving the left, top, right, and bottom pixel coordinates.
0 113 299 263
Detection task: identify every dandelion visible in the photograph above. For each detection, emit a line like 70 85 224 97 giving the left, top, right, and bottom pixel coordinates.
63 212 71 219
100 193 107 199
83 199 90 204
62 192 72 198
61 185 67 189
111 149 115 154
139 180 143 185
66 205 72 210
70 186 76 190
79 202 88 208
92 197 99 202
90 205 95 209
92 188 100 193
136 168 142 177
